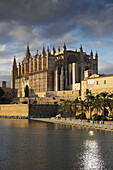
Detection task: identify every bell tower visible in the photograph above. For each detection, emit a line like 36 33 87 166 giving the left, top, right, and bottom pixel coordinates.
11 56 18 98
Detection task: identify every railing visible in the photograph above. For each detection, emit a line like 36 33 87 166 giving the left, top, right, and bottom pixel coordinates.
37 118 113 130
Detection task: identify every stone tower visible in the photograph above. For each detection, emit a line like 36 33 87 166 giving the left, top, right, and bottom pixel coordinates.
11 56 18 97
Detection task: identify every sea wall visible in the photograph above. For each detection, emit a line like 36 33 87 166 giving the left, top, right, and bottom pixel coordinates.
30 104 58 118
0 103 58 118
0 104 28 118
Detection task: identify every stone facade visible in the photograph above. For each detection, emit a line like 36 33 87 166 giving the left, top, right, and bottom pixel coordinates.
1 81 11 99
81 70 113 99
11 44 98 98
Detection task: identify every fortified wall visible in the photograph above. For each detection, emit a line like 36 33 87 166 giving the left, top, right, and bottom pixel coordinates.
0 104 28 118
0 103 58 118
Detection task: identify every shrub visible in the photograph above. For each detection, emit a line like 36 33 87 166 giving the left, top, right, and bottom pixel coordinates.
93 113 102 121
0 87 4 97
76 112 86 119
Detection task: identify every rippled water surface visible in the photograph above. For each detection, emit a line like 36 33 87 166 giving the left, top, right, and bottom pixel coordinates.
0 119 113 170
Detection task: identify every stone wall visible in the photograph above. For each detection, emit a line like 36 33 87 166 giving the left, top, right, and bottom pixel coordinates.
81 74 113 99
30 104 58 118
0 104 28 118
0 103 58 118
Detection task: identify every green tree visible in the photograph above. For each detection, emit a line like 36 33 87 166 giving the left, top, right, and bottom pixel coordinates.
99 92 109 121
72 97 79 119
79 99 87 116
107 98 113 117
66 100 73 120
93 94 101 115
85 93 95 119
0 87 4 98
59 99 69 120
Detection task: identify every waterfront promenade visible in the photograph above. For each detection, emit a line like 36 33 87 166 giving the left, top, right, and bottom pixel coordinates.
31 118 113 131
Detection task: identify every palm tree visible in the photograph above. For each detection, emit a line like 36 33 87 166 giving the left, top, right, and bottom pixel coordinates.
79 98 87 116
85 93 95 119
93 94 101 115
66 100 73 120
61 99 69 120
99 92 109 121
107 99 113 116
72 97 79 119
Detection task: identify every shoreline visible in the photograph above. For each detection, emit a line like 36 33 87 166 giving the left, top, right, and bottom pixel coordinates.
30 118 113 132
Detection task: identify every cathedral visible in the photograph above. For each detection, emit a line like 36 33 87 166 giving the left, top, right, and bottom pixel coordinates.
11 44 98 98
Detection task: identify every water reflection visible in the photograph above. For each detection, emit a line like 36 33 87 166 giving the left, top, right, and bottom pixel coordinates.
81 139 105 170
0 119 112 170
0 118 29 128
89 130 94 136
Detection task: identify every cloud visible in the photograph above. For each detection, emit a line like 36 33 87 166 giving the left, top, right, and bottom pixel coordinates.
87 41 102 48
0 0 112 39
0 44 6 51
99 61 113 74
51 0 58 3
49 32 78 47
0 0 113 86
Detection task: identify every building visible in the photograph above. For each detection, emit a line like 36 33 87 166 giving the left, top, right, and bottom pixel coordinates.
11 44 98 98
81 70 113 99
0 81 11 99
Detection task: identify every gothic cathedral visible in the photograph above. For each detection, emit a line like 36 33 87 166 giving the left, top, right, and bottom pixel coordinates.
11 44 98 98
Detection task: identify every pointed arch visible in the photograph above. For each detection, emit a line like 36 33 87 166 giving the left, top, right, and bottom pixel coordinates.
25 85 29 97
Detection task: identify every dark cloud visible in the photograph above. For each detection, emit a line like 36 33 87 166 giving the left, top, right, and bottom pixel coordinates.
0 0 112 39
0 0 113 86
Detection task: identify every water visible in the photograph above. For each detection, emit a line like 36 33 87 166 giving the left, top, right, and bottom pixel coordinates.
0 119 113 170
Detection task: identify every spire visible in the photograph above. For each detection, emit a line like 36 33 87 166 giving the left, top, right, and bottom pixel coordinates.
75 48 77 52
62 43 66 52
11 56 18 96
90 50 93 59
58 46 60 52
27 42 29 51
25 43 31 60
13 56 17 68
42 45 45 55
79 44 83 52
95 51 98 59
47 47 49 53
52 46 56 55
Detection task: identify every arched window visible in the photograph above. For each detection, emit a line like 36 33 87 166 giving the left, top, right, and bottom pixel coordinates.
25 85 29 97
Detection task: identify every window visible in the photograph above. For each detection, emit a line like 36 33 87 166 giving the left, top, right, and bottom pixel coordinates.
86 89 89 94
104 80 106 84
96 81 98 85
87 80 94 84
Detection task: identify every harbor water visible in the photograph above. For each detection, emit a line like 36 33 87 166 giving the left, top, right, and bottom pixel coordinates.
0 119 113 170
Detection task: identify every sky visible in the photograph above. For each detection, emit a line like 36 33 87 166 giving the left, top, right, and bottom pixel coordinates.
0 0 113 87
